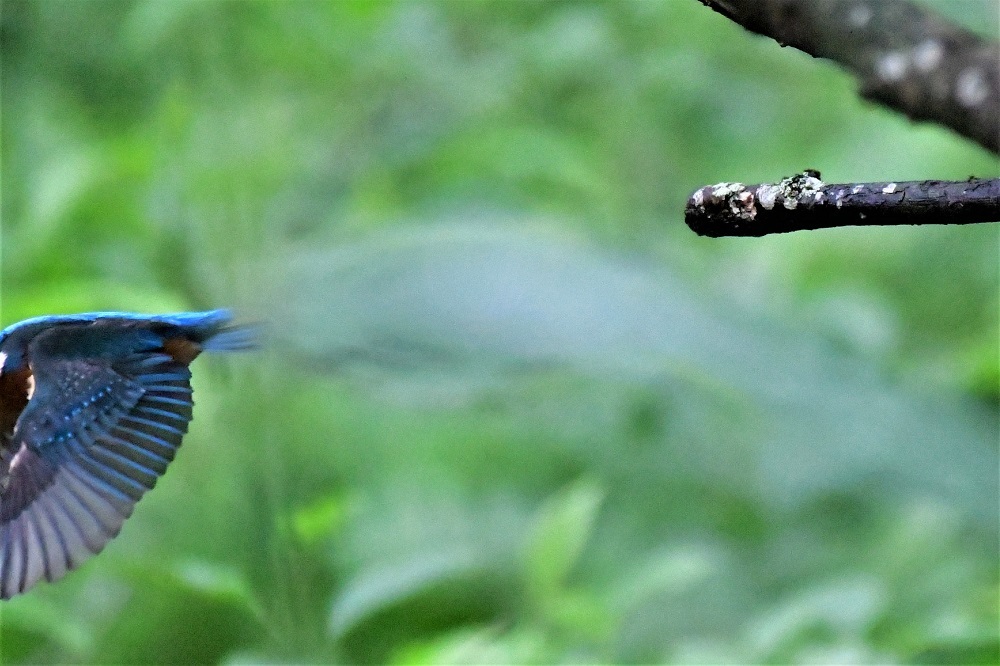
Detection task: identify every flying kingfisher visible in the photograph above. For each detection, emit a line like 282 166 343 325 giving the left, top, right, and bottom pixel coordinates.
0 310 254 599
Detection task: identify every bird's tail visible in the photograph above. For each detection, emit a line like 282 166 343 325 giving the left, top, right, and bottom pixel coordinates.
158 309 259 353
203 323 260 352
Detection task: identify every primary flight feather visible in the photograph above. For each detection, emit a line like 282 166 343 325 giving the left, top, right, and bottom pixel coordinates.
0 310 254 599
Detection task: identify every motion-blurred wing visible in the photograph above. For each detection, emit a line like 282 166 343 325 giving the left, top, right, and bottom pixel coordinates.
0 329 194 598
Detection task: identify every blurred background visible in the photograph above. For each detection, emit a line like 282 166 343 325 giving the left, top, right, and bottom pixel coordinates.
1 1 997 663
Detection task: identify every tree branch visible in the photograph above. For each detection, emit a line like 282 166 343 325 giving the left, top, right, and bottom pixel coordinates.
685 172 1000 237
699 0 1000 154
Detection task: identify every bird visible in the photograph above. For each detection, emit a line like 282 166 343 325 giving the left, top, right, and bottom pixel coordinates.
0 310 254 599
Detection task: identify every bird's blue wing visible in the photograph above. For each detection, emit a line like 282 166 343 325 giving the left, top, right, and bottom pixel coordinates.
0 325 195 599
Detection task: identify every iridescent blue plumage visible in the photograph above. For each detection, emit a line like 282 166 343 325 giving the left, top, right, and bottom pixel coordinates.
0 310 253 599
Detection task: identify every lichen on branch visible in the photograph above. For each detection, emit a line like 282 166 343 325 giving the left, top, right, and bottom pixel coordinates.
685 172 1000 237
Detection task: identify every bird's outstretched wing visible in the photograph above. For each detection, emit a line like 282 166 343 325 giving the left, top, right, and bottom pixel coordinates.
0 324 195 599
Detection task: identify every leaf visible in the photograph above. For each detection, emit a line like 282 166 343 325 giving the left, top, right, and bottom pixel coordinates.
391 625 546 666
272 223 998 523
523 479 604 600
173 559 265 623
745 575 888 661
326 489 529 661
328 547 497 640
290 494 348 546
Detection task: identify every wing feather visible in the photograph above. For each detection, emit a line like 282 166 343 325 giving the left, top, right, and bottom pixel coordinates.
0 328 196 598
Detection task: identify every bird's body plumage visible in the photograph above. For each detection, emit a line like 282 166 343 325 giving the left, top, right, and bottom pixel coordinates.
0 310 252 599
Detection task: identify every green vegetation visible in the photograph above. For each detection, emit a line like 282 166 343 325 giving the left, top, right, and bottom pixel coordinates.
2 1 997 663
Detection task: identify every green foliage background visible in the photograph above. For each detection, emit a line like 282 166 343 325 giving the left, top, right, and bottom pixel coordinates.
1 1 997 664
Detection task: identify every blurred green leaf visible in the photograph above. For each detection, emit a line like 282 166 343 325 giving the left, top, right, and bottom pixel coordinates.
391 625 546 666
392 628 544 666
329 547 517 664
524 479 604 601
274 224 997 523
89 574 262 665
746 575 888 662
291 494 349 546
173 559 265 623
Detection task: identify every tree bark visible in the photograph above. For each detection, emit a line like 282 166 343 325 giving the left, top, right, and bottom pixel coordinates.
699 0 1000 154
